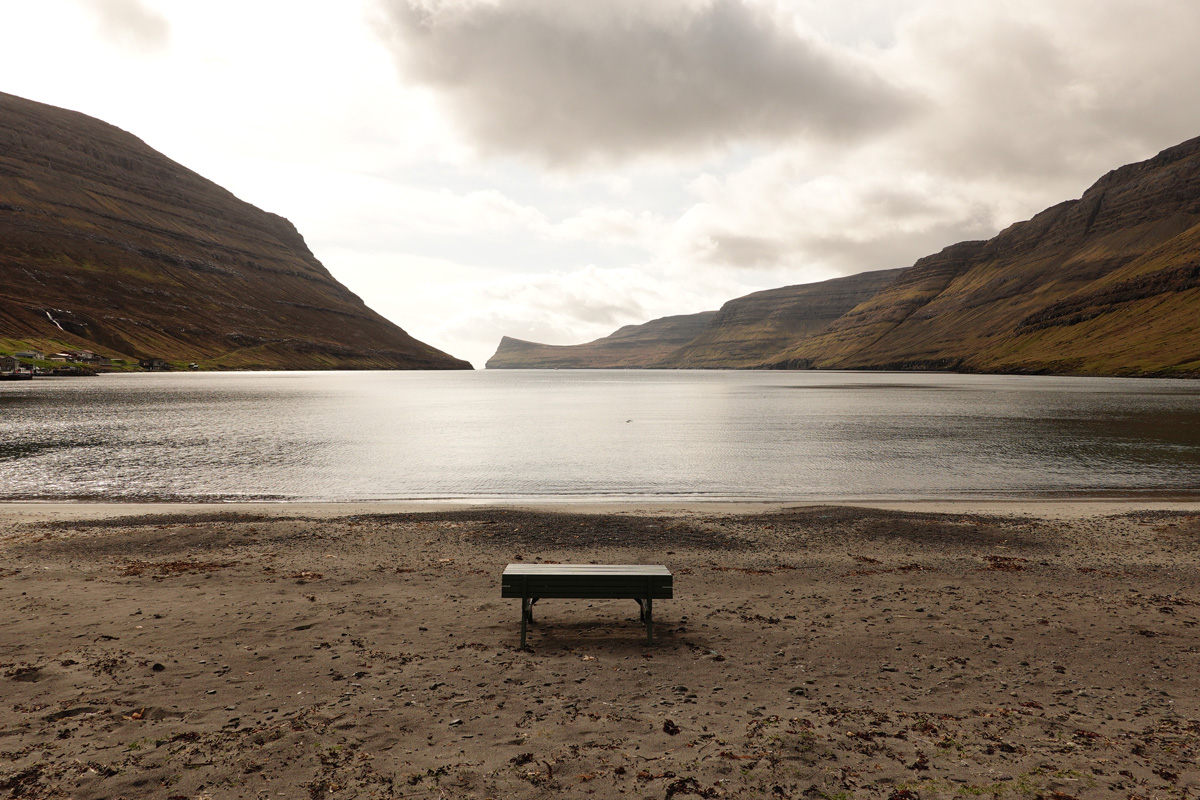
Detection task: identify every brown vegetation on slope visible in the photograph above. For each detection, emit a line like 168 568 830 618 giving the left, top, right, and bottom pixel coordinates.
0 92 470 369
658 268 904 368
769 137 1200 376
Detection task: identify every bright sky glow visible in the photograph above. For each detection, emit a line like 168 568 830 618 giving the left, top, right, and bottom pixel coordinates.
3 0 1200 367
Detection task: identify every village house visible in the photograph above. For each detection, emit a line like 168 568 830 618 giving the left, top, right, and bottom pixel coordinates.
1 356 21 372
14 350 43 360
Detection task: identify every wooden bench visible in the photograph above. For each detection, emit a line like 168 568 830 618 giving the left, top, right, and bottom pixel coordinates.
501 564 673 648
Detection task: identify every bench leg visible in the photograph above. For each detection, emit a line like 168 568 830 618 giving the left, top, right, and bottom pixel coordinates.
520 597 529 649
645 598 654 644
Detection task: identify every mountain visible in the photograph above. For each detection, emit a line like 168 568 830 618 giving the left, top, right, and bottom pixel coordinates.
656 269 903 368
488 136 1200 377
484 270 902 370
486 312 717 368
767 138 1200 376
0 91 470 370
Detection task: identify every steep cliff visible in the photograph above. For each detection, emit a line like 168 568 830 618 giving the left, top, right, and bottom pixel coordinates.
486 312 717 368
0 92 470 370
768 137 1200 376
657 268 903 368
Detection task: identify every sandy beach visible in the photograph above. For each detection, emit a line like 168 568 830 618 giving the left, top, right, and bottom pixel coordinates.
2 500 1200 799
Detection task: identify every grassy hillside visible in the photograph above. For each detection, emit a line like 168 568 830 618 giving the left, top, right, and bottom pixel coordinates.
0 91 470 370
658 269 904 368
767 138 1200 377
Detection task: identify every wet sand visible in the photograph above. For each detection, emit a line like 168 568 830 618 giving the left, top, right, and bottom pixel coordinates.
2 502 1199 799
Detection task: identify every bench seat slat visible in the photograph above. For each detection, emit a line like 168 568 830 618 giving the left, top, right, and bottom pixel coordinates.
502 582 672 598
503 564 670 575
502 587 672 598
501 576 672 586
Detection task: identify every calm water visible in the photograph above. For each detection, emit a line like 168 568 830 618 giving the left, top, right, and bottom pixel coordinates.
1 370 1199 502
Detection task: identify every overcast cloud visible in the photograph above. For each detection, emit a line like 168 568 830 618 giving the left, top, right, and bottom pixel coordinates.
4 1 1200 366
77 0 169 53
374 0 916 166
649 0 1200 275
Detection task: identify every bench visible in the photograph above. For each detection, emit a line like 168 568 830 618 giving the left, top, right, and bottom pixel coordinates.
501 564 673 648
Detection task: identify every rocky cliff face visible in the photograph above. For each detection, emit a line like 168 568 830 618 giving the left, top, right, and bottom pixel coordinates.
486 312 717 368
0 92 470 369
657 269 903 368
769 137 1200 376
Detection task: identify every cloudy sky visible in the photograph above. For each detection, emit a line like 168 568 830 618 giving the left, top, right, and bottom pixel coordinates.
4 1 1200 367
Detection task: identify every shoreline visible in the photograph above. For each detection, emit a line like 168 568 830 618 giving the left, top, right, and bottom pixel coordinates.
4 496 1200 523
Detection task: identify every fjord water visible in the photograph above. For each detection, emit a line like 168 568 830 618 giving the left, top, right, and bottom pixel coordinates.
2 370 1198 502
